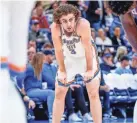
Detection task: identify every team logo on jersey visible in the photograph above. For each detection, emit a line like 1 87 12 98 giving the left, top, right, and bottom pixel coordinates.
63 37 80 54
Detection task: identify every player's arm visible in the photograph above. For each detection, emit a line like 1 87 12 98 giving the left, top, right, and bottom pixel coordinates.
51 23 66 72
120 13 137 52
79 19 93 71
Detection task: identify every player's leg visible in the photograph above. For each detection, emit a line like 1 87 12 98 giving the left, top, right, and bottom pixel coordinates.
8 1 34 123
52 82 69 123
7 79 27 123
0 2 12 123
86 78 102 123
133 101 137 123
9 1 34 73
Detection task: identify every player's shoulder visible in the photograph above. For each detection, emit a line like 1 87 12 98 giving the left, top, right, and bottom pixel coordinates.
76 18 90 35
50 22 61 36
50 23 60 32
77 18 90 29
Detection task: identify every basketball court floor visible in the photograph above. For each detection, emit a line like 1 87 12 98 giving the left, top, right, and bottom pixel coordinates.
29 118 133 123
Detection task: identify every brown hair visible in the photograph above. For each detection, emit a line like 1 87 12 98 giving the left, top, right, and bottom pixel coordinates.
53 4 81 24
31 52 44 80
34 1 43 9
43 43 53 49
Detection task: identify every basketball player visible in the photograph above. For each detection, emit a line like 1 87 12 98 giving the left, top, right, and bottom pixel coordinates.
51 4 102 123
107 1 137 123
0 1 34 123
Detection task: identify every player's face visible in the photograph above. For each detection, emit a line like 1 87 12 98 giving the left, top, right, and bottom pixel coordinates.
60 13 76 33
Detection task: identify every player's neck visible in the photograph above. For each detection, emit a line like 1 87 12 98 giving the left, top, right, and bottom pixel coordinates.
64 29 74 37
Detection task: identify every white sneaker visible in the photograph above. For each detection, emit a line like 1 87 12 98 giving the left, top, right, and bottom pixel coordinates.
83 113 93 121
77 111 83 118
49 115 65 121
61 116 65 121
68 113 82 122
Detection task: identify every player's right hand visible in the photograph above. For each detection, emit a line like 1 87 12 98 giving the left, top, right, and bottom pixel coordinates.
57 71 67 84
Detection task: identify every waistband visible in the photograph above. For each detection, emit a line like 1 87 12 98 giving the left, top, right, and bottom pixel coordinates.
57 70 100 87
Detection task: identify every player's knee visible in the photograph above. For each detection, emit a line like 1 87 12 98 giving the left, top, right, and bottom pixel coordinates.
88 89 99 100
55 87 67 100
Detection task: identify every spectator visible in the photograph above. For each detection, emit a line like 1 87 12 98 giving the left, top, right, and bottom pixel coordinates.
45 2 59 24
41 44 56 66
34 1 43 9
42 50 56 90
86 1 104 31
46 1 59 12
99 48 111 63
128 47 136 60
29 20 45 42
91 28 96 41
14 83 36 121
27 47 36 63
65 87 82 122
28 40 36 49
51 1 59 10
66 85 93 122
100 53 116 74
96 28 113 46
24 52 55 120
32 4 49 29
104 7 114 29
29 20 40 41
103 7 114 38
115 55 132 75
111 27 125 46
130 53 137 74
109 15 125 38
99 72 117 119
42 44 56 66
42 43 53 51
114 46 128 67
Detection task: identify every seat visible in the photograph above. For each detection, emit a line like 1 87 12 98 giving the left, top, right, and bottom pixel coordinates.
104 73 120 103
122 74 137 102
113 74 130 103
31 98 43 109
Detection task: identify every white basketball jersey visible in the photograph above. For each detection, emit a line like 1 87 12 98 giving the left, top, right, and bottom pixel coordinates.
59 18 100 82
61 31 87 82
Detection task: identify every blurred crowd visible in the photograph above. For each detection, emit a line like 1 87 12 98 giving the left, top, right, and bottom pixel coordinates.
14 0 137 122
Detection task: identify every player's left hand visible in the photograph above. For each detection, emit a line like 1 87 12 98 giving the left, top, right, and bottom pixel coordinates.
83 70 94 82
